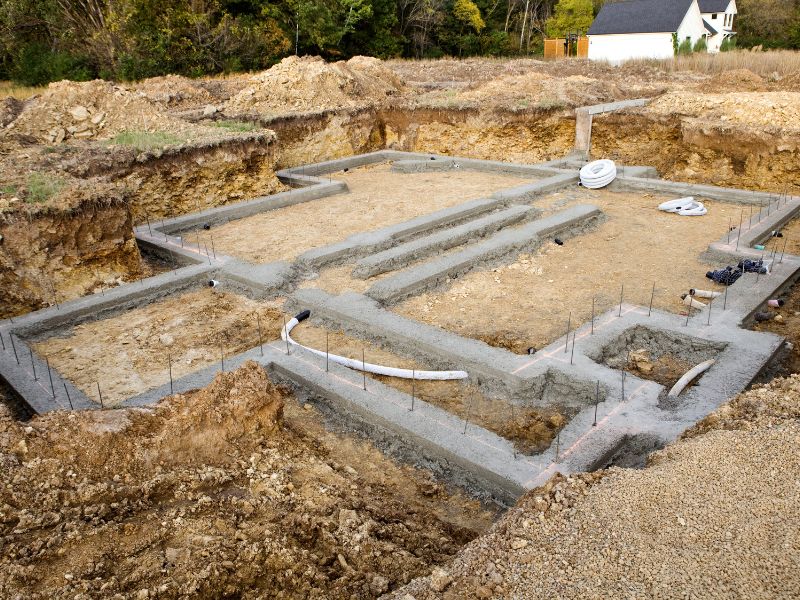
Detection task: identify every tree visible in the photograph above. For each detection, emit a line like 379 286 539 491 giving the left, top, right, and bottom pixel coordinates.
544 0 592 38
693 36 707 52
453 0 485 32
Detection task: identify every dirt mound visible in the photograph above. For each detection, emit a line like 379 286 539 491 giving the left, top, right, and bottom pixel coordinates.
134 74 215 108
709 68 766 91
392 375 800 599
645 90 800 129
224 55 406 115
0 362 493 598
5 79 192 143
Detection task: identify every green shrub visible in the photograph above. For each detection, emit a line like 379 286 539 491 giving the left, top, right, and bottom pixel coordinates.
720 37 737 52
110 131 185 151
10 43 93 87
678 38 693 55
693 37 708 52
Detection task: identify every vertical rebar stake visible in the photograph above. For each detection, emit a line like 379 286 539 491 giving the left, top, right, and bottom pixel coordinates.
362 348 367 391
463 400 470 435
46 357 55 398
325 332 329 372
256 314 264 356
648 281 656 317
9 334 19 364
169 354 173 395
780 237 788 264
621 370 626 402
0 331 5 352
283 316 290 355
29 348 37 380
146 214 152 236
727 217 731 244
591 297 595 334
564 312 571 353
220 345 225 372
618 283 624 317
63 381 73 410
736 210 743 251
706 294 713 326
758 198 763 222
748 205 753 231
555 430 561 461
570 331 576 365
685 298 691 326
210 235 216 259
593 381 599 427
204 243 212 265
96 382 104 409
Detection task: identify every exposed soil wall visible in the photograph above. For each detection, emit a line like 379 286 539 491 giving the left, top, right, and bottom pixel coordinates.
107 138 285 222
0 202 140 318
592 113 800 194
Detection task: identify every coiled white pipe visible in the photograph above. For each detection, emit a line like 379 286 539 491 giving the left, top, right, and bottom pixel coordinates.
667 359 715 397
579 159 617 189
281 311 468 380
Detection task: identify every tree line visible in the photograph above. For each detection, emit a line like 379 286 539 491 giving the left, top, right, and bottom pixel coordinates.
1 0 798 86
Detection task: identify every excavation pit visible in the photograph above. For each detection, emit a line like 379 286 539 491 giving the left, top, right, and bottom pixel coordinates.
204 162 534 264
592 325 726 391
29 287 284 406
289 321 571 455
393 186 737 353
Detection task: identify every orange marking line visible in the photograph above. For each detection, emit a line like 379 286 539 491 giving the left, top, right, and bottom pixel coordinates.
522 380 649 488
512 304 641 375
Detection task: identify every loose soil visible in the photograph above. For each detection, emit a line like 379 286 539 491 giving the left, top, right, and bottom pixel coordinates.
290 323 568 455
31 288 285 406
395 187 734 354
208 163 532 263
391 374 800 599
751 276 800 378
768 214 800 256
0 362 497 599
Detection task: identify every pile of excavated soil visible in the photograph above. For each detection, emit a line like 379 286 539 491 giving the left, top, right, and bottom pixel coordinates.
6 80 181 143
4 79 233 145
133 74 215 108
644 90 800 130
392 374 800 599
224 55 405 115
708 68 767 92
426 73 627 111
0 362 495 599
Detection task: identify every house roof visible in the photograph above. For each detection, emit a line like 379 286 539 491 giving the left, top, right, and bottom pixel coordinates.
588 0 694 36
698 0 731 13
703 19 718 35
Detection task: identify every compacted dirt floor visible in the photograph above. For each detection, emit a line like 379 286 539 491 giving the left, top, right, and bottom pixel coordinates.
31 288 285 405
207 164 533 263
395 187 735 354
0 362 498 599
290 323 568 455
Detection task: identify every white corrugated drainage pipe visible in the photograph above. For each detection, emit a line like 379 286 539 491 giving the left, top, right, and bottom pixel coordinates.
658 197 708 216
281 310 469 381
667 359 715 397
579 159 617 189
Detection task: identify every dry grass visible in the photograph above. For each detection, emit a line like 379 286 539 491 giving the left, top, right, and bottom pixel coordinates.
0 81 47 100
629 49 800 77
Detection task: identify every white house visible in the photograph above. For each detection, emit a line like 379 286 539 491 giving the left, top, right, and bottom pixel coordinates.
698 0 737 53
587 0 736 62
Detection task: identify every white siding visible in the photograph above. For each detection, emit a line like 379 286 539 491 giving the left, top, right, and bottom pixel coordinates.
588 32 674 63
676 0 706 47
701 0 736 53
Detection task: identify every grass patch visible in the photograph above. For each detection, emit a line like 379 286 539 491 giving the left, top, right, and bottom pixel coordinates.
536 96 566 110
628 49 800 78
1 184 18 197
0 80 47 100
26 172 65 203
110 130 184 151
212 120 258 132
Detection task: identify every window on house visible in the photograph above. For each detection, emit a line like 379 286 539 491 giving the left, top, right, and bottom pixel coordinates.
712 13 717 19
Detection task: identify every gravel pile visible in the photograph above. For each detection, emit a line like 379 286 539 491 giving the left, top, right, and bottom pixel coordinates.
390 375 800 599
